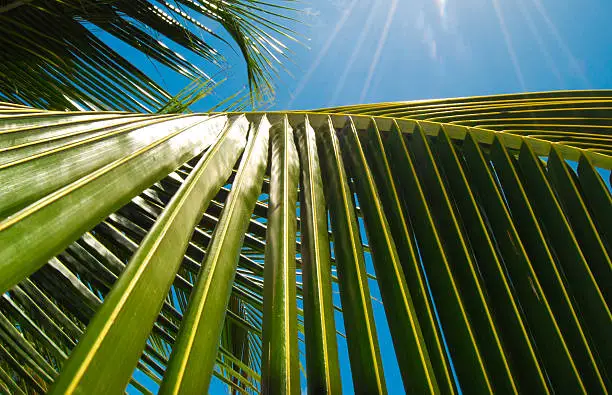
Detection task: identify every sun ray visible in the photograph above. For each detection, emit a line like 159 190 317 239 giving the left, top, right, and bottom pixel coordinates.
328 3 379 106
516 0 564 86
491 0 527 91
287 0 359 108
359 0 398 103
531 0 590 87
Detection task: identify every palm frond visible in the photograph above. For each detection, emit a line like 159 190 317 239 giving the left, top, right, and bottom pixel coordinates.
0 0 299 112
0 90 611 394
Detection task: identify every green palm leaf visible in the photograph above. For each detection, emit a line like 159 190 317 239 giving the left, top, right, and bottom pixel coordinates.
0 90 611 394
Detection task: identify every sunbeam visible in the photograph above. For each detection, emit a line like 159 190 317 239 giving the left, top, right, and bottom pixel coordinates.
328 2 379 106
287 0 358 108
359 0 398 103
516 0 564 86
531 0 590 87
491 0 527 91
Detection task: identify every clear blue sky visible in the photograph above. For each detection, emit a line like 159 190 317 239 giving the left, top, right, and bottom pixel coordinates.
113 0 611 393
276 0 612 110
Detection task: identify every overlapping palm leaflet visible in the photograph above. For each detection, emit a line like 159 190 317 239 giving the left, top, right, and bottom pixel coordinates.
0 91 611 394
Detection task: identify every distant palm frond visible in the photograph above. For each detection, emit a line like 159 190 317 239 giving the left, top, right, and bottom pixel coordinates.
0 0 299 112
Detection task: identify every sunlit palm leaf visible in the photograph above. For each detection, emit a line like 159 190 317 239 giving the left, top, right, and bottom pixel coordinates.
0 90 611 394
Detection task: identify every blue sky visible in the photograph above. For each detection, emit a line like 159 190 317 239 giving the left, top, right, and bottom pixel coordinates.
275 0 612 110
114 0 611 393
